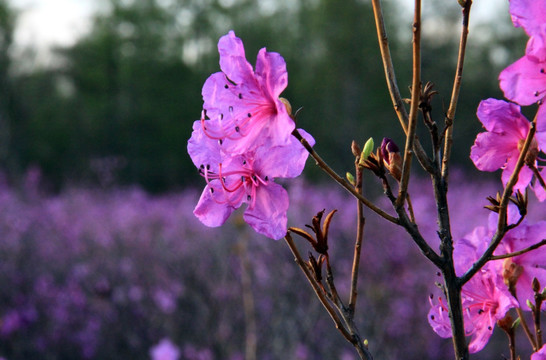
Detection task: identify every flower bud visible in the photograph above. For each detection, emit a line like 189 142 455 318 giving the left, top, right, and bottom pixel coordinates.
532 277 541 293
351 140 361 157
346 172 355 185
502 258 523 291
279 97 292 116
380 137 402 181
358 137 374 167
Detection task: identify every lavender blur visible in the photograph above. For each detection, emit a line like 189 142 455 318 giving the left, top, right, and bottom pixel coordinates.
0 170 544 359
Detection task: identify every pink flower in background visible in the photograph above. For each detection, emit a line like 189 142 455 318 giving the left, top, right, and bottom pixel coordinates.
428 226 518 353
188 121 314 240
489 209 546 308
499 0 546 144
508 0 546 60
470 99 541 193
201 30 295 154
532 344 546 360
150 338 180 360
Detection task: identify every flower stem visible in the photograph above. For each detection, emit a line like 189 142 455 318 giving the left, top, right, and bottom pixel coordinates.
396 0 421 210
349 160 365 313
284 233 374 360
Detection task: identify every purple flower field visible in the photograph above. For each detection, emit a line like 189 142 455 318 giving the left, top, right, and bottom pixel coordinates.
0 170 544 359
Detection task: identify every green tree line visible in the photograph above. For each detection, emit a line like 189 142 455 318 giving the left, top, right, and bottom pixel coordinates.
0 0 527 192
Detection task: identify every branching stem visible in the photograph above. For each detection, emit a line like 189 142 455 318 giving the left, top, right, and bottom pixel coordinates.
292 129 399 225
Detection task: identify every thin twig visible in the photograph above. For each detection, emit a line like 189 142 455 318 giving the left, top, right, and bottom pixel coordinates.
292 129 399 225
325 256 345 310
534 285 543 348
369 0 434 174
489 239 546 260
441 0 473 181
284 233 352 340
349 160 365 313
284 234 374 360
516 306 538 351
396 0 421 209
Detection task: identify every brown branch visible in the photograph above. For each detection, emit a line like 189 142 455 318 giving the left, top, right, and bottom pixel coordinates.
489 239 546 260
516 306 538 351
284 233 374 360
396 0 421 209
349 160 365 313
441 0 472 181
284 233 352 340
369 0 434 174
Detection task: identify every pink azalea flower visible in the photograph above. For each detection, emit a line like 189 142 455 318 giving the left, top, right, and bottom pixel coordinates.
470 98 540 193
489 208 546 309
200 30 295 154
188 121 313 240
428 226 518 353
499 0 546 145
508 0 546 60
532 344 546 360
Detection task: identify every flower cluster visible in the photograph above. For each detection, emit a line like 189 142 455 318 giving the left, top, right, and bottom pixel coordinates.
188 31 314 240
471 0 546 200
428 206 546 353
430 1 546 354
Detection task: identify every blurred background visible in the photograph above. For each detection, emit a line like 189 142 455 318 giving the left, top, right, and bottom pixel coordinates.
0 0 540 359
0 0 527 191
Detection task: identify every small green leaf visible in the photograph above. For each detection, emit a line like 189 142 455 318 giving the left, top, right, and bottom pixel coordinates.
359 137 374 166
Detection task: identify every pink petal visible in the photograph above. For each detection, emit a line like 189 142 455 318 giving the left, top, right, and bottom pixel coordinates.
254 129 314 179
255 48 288 99
218 31 255 85
202 72 234 120
509 0 546 37
536 104 546 147
534 169 546 201
427 303 452 338
476 99 530 137
532 344 546 360
499 55 546 106
243 182 289 239
501 154 534 190
470 132 516 172
187 120 223 169
193 184 236 227
467 324 494 354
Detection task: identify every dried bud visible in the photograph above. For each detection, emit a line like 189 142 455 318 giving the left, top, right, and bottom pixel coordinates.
503 258 523 292
381 137 402 181
351 140 361 157
308 253 324 282
359 137 374 167
509 190 527 218
279 97 292 116
497 313 514 332
289 209 337 255
485 192 502 213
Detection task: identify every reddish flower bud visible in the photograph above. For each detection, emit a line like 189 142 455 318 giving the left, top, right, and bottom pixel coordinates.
381 138 402 181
